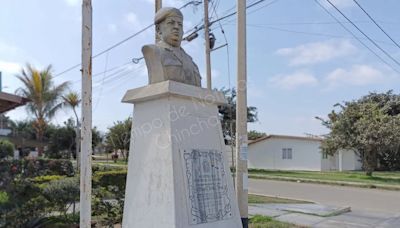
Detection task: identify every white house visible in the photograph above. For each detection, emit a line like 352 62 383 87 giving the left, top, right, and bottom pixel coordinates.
248 134 362 171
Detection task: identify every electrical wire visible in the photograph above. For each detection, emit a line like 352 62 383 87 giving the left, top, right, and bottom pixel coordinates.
352 0 400 49
54 1 202 78
325 0 400 67
237 24 396 47
315 0 400 74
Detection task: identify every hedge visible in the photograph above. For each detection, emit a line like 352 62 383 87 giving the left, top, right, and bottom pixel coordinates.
93 170 127 191
0 158 74 178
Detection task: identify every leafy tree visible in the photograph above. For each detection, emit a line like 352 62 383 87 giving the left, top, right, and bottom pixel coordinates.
16 64 69 156
248 130 267 140
0 139 14 160
92 126 103 153
9 119 36 140
218 88 258 144
62 92 81 161
105 118 132 161
46 119 76 159
318 91 400 175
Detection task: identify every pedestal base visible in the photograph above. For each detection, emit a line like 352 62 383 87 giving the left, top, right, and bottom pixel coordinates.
121 81 241 228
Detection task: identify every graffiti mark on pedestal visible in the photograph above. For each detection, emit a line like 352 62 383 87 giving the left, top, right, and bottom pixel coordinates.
183 149 232 225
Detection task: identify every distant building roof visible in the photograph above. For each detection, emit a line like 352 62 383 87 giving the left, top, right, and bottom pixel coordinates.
249 134 323 145
0 92 29 113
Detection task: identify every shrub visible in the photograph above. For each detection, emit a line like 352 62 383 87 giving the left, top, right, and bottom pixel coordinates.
92 163 126 173
0 159 74 180
43 177 79 215
93 170 127 191
32 175 64 184
0 139 14 160
92 170 127 226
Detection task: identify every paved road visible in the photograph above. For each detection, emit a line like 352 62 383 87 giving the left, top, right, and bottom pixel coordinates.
249 179 400 214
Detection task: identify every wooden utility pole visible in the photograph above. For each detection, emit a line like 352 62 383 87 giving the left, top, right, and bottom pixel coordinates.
204 0 212 89
235 0 248 227
155 0 162 43
80 0 92 227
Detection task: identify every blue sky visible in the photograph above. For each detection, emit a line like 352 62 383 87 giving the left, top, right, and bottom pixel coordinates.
1 0 400 136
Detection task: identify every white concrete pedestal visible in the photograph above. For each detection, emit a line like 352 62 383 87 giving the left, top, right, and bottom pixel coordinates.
121 81 241 228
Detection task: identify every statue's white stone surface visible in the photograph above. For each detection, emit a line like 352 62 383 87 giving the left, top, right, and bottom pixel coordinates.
121 81 241 228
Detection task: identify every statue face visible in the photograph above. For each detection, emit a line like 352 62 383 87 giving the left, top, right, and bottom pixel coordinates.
158 16 183 47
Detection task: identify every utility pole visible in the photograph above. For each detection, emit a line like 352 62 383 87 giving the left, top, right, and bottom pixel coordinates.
235 0 248 227
155 0 162 43
80 0 92 227
204 0 212 89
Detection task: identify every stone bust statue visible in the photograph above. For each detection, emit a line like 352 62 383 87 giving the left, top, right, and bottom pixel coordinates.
142 7 201 87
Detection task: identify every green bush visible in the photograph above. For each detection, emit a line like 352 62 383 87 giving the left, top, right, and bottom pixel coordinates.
0 191 8 204
92 163 126 173
0 139 14 160
92 170 127 226
93 170 127 191
32 175 64 184
43 177 79 215
0 158 74 179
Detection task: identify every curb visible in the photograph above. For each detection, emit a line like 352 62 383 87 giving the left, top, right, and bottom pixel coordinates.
249 174 400 191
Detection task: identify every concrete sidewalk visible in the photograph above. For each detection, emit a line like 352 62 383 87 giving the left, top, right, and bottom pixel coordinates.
249 204 400 228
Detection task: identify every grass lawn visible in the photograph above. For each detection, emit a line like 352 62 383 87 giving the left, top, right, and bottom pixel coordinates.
249 194 312 204
249 169 400 188
250 215 306 228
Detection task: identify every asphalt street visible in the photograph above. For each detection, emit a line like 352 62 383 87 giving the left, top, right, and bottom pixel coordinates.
249 179 400 214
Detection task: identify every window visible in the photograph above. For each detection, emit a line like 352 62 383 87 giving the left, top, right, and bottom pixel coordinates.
322 152 328 159
282 148 293 160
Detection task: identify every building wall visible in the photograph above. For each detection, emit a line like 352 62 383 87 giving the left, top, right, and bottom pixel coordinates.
248 138 323 171
339 149 362 171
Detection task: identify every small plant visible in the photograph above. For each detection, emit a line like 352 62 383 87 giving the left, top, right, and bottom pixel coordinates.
0 139 14 160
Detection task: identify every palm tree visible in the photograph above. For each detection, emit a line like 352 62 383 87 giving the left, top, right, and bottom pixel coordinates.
16 64 69 156
62 92 81 165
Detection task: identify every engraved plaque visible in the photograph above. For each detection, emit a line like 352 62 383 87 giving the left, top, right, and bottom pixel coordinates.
183 149 233 225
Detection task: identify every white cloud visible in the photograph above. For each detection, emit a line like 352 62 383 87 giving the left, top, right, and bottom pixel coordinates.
276 39 356 66
326 65 384 87
64 0 81 7
270 71 318 90
124 12 142 30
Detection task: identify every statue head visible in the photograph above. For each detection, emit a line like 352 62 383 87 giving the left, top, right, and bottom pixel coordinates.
155 7 183 47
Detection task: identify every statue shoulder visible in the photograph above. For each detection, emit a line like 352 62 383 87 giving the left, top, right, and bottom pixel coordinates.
142 44 161 56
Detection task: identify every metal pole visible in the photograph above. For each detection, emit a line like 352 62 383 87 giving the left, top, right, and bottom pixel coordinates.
204 0 212 89
235 0 248 227
155 0 162 43
80 0 92 227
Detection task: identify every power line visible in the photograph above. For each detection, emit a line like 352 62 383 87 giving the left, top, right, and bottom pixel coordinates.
184 0 278 40
55 1 201 78
325 0 400 67
239 24 396 47
352 0 400 49
315 0 400 74
54 24 153 78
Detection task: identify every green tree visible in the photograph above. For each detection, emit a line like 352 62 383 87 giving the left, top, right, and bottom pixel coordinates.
62 92 81 161
105 118 132 161
0 139 14 159
248 130 266 140
16 64 69 156
92 126 103 153
218 88 258 144
318 91 400 176
46 119 76 159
